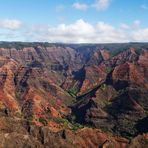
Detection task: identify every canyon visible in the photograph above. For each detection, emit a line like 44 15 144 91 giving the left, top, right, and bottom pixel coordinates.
0 42 147 148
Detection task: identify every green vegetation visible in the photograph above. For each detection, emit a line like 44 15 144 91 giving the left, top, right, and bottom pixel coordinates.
104 100 112 106
54 117 69 124
15 112 22 118
101 84 107 90
0 41 55 50
63 97 76 106
39 117 48 126
71 122 84 131
15 91 21 98
106 66 112 73
117 89 127 96
115 117 138 139
54 117 84 131
27 115 33 122
109 48 127 57
135 48 142 55
68 87 78 97
0 42 84 50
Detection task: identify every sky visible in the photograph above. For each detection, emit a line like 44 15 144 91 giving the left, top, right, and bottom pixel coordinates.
0 0 148 43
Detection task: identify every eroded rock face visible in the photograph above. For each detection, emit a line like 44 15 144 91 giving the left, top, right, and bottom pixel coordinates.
129 133 148 148
0 115 147 148
0 42 147 147
70 46 148 139
0 116 129 148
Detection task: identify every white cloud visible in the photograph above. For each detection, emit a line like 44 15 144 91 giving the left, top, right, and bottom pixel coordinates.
24 19 129 43
132 20 141 29
72 2 88 11
47 19 95 42
0 19 22 30
132 28 148 42
72 0 112 11
120 23 130 29
92 0 111 11
95 22 127 42
1 19 148 43
120 20 141 30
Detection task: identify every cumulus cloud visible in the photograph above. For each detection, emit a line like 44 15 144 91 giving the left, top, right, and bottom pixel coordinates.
92 0 111 11
24 19 129 43
72 2 88 11
120 21 141 30
133 20 141 28
0 19 22 30
120 23 130 30
72 0 112 11
1 19 148 43
95 22 127 42
132 28 148 42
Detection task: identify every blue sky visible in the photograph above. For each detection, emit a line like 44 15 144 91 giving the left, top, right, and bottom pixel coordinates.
0 0 148 43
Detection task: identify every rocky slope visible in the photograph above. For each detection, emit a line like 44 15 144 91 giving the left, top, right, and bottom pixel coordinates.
0 42 148 147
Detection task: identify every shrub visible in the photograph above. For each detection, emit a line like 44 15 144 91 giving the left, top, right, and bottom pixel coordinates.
54 117 84 131
68 87 78 97
54 117 69 124
71 123 84 131
16 91 21 98
39 117 48 126
15 112 22 118
27 115 33 121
